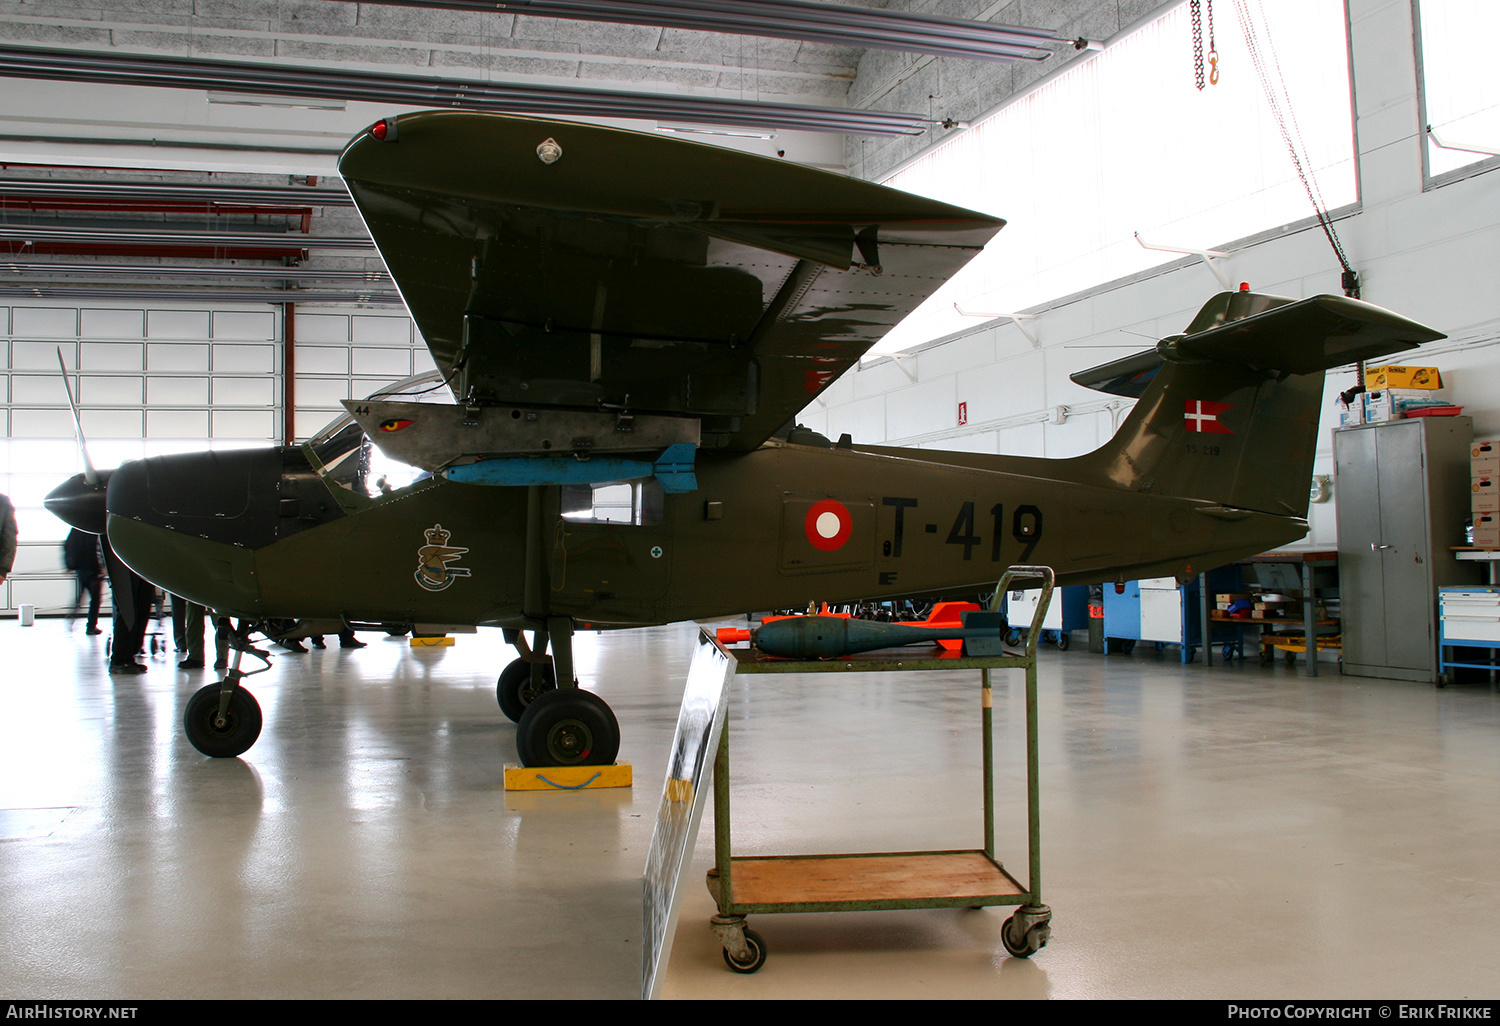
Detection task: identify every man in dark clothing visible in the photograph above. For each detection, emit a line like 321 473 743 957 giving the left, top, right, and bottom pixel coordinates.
0 493 16 589
65 529 104 635
99 533 155 675
171 595 206 669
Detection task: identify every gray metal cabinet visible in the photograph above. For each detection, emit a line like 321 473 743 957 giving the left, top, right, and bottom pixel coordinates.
1335 416 1478 683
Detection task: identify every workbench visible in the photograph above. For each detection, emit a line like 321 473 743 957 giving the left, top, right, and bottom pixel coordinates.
1200 551 1339 676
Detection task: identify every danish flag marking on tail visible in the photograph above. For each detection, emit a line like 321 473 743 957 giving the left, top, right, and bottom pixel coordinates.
1184 400 1234 434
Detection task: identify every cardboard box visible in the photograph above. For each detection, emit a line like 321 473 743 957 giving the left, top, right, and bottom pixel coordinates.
1367 365 1442 390
1473 476 1500 513
1474 513 1500 549
1338 399 1365 427
1473 439 1500 461
1363 390 1397 422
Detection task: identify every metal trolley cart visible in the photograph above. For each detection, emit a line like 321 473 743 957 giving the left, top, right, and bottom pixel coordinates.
704 566 1055 973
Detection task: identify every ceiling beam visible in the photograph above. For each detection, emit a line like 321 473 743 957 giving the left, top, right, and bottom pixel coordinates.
0 44 934 137
356 0 1059 62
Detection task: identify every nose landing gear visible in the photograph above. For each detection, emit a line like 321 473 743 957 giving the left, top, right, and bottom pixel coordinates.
183 624 271 759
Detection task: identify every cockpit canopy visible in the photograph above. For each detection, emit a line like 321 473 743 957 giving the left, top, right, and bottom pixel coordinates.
306 371 453 498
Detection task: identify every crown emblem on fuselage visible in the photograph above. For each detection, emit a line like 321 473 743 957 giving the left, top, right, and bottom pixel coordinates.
415 523 471 592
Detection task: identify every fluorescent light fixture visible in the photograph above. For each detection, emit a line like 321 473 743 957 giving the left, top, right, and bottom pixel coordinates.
207 91 348 111
656 122 777 139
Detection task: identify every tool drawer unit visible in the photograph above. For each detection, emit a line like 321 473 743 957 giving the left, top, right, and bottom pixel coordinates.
1438 587 1500 683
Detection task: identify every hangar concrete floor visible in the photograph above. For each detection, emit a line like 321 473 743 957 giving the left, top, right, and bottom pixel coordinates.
1 616 1497 1001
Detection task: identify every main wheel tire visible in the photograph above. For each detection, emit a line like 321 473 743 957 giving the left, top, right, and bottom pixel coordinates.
183 682 262 758
515 689 619 767
722 928 767 974
497 658 557 723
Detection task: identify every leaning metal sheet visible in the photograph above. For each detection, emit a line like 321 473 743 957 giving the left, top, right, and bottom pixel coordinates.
641 630 734 1000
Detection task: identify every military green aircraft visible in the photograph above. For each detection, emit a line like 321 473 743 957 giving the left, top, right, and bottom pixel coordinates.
45 111 1442 767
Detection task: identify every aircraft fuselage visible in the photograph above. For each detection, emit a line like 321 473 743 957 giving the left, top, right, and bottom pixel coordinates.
104 437 1305 629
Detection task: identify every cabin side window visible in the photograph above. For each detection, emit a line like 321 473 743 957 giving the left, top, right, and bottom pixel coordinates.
560 479 664 526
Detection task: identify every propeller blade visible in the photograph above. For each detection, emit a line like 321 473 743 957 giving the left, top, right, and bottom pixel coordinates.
57 346 99 487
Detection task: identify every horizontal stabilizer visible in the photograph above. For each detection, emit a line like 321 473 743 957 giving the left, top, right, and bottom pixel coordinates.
1159 294 1444 373
1073 292 1445 396
1069 349 1164 398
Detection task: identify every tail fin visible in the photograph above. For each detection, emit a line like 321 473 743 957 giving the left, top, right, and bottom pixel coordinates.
1072 291 1444 518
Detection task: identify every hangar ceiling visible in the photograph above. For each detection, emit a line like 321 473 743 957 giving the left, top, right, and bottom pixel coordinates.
0 0 1167 312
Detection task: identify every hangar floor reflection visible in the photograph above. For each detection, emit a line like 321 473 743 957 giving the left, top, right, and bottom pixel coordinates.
0 617 1496 1000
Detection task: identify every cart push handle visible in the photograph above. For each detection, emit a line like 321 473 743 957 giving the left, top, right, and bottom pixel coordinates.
990 565 1055 657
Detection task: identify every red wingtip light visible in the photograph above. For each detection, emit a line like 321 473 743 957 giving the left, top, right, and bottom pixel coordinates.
1239 281 1250 291
371 119 397 142
371 120 388 140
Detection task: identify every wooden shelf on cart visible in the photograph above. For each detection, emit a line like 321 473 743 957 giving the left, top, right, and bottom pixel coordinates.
715 850 1026 908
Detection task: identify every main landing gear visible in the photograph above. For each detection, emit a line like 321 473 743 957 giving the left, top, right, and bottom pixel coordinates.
500 617 621 768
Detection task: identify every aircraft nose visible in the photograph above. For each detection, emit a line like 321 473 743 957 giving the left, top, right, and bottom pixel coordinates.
104 449 286 617
44 470 112 535
107 448 283 545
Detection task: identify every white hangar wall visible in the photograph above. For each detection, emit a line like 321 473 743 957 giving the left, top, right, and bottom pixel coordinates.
800 0 1500 554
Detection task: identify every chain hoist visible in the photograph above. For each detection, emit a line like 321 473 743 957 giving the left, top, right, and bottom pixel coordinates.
1191 0 1219 90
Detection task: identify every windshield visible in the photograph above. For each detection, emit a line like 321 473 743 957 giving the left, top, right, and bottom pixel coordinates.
306 370 453 497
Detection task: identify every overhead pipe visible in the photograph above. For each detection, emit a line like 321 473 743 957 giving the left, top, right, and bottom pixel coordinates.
0 284 403 304
0 260 392 284
0 179 353 209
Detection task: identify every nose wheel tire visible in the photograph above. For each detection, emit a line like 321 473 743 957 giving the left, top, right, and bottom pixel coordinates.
184 682 262 758
515 689 619 767
497 658 557 722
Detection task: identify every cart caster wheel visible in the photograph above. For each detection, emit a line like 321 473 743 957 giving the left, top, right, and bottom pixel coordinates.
1284 650 1296 664
1055 632 1070 651
1001 914 1048 959
723 928 767 974
1121 640 1136 655
1259 649 1272 666
1006 628 1023 647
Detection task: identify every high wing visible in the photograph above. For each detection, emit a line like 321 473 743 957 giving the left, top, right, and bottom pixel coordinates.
337 112 1004 452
